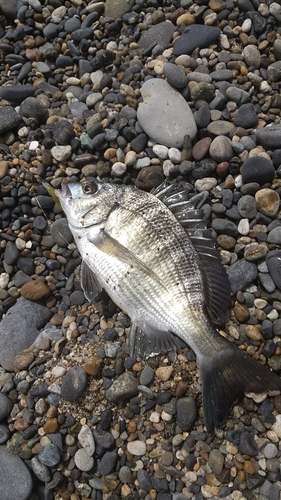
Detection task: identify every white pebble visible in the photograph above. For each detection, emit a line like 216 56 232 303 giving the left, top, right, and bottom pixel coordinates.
111 162 126 177
74 448 94 471
220 34 230 49
127 440 146 456
15 237 26 251
237 218 249 235
272 415 281 438
163 159 174 176
86 93 103 108
18 126 29 138
161 410 173 422
51 366 66 378
195 177 217 192
245 391 267 403
51 145 72 162
124 151 137 166
234 174 243 188
267 309 279 320
241 19 252 32
29 141 39 151
152 144 168 159
168 147 181 163
149 411 160 423
78 425 95 456
0 273 9 289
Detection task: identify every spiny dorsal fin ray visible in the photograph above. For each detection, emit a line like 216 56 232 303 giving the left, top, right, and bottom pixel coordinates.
153 181 231 326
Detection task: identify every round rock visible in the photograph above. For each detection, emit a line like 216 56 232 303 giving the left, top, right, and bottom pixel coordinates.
0 446 33 500
176 397 197 430
209 136 233 162
137 79 197 148
241 157 275 185
61 366 88 401
19 97 49 125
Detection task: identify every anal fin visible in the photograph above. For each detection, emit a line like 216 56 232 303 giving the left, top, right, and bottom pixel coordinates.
129 323 186 359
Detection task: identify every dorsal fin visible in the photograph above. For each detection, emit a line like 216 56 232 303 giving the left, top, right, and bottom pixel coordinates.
153 181 231 327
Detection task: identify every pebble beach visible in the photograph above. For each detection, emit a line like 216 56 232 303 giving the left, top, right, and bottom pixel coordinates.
1 0 281 499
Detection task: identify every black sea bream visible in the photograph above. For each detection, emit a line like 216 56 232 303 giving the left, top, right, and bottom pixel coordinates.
56 180 281 432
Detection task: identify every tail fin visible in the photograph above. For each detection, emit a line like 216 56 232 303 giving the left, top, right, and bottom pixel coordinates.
200 340 281 433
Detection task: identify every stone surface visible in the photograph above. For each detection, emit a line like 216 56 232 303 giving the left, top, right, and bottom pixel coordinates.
0 297 52 371
174 24 221 56
0 446 33 500
137 79 197 148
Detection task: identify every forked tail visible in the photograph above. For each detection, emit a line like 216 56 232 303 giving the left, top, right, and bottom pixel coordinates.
200 338 281 432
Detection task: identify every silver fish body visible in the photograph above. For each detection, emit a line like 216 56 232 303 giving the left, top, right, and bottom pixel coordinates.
56 180 281 431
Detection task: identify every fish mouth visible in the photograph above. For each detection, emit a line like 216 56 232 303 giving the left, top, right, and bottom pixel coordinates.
55 182 72 199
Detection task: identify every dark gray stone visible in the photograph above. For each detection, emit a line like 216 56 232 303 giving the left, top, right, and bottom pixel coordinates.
235 103 258 128
238 431 259 456
0 106 21 133
266 250 281 289
61 366 88 401
0 425 10 444
138 21 175 51
20 97 49 125
0 84 35 102
241 157 275 185
137 469 153 491
174 25 221 56
176 397 197 430
38 443 61 467
0 297 52 371
105 371 139 402
51 218 73 247
0 394 13 421
163 62 188 89
31 456 52 483
237 195 257 219
4 240 19 265
256 125 281 149
226 259 258 295
0 446 33 500
99 451 118 476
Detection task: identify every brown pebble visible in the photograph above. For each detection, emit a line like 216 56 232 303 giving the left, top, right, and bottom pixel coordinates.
46 406 58 418
13 351 35 371
84 356 103 376
209 0 226 11
14 418 29 431
233 303 250 323
223 175 235 189
175 380 188 398
21 280 51 301
192 137 212 160
245 325 262 341
0 160 9 179
216 161 229 178
217 234 236 250
244 460 255 475
155 366 173 382
127 421 137 433
43 417 59 434
255 189 280 218
176 12 196 26
169 7 185 24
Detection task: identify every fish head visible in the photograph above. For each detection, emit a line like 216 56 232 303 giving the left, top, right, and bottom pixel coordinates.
55 180 122 228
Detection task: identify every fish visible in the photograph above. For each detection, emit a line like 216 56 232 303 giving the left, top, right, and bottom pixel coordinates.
55 179 281 432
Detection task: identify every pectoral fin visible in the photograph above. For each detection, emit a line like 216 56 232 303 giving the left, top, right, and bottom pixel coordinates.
89 229 167 290
129 323 186 359
81 261 117 316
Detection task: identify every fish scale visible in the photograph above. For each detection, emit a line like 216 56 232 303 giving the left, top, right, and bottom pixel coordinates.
56 179 281 432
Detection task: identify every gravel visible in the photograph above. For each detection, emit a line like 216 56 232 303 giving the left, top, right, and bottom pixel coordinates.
1 0 281 499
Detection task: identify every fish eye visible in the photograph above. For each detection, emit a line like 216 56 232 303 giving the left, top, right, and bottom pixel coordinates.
82 181 97 195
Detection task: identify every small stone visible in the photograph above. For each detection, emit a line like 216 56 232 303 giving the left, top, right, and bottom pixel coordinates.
176 397 197 430
74 448 94 472
111 162 126 177
99 451 118 475
241 157 275 185
84 356 102 376
78 425 95 456
155 366 173 381
61 366 88 401
245 325 262 341
238 431 259 456
13 351 35 371
0 446 33 500
51 145 72 162
208 449 224 475
127 440 146 456
20 280 51 301
38 443 61 467
105 371 139 402
255 189 280 217
0 393 13 421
